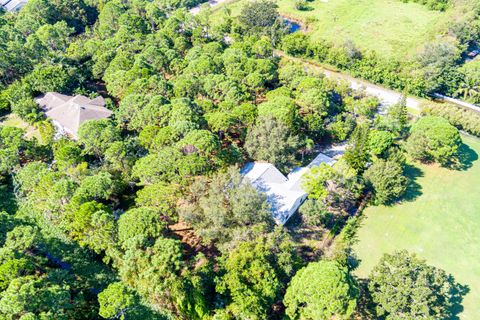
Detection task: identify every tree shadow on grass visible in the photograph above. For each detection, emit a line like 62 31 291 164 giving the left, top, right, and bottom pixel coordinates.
447 143 479 172
447 276 470 320
398 164 424 203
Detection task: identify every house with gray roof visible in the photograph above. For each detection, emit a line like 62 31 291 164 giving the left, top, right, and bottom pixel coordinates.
241 152 336 225
1 0 28 12
35 92 112 140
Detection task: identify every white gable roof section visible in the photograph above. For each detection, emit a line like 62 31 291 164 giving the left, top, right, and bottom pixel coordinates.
1 0 28 12
242 152 336 225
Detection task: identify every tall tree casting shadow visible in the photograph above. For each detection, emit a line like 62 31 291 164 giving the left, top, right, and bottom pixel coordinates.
354 274 469 320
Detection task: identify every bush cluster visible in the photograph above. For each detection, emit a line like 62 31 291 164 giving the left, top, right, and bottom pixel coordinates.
281 33 430 97
422 103 480 136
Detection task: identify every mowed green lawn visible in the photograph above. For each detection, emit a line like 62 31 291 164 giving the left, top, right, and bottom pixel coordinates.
353 134 480 320
210 0 451 59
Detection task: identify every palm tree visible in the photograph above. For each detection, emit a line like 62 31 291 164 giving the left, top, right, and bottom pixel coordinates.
456 75 480 103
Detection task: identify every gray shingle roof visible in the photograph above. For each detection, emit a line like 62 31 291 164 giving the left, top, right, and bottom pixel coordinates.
35 92 112 139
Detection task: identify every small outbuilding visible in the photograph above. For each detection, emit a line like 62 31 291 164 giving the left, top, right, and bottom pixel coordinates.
241 152 336 225
35 92 112 140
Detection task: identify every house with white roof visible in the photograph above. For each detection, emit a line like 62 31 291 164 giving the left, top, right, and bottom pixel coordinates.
241 152 336 225
1 0 28 12
35 92 113 140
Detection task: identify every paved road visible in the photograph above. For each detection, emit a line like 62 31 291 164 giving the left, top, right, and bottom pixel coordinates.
189 0 230 15
276 51 480 114
275 51 422 111
433 93 480 113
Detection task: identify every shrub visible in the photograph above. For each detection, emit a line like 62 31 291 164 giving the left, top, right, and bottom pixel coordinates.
406 116 461 164
239 0 279 31
281 33 309 56
284 260 358 319
422 102 480 137
294 0 308 10
298 198 332 226
327 113 356 141
281 35 431 97
400 0 450 11
363 159 408 205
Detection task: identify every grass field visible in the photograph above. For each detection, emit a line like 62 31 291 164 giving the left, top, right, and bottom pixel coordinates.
353 134 480 319
210 0 452 59
0 114 42 142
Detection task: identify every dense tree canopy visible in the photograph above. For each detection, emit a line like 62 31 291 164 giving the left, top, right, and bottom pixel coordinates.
364 159 408 205
0 0 469 318
179 168 273 251
217 233 298 319
245 115 301 172
406 116 461 164
369 250 456 319
284 260 358 319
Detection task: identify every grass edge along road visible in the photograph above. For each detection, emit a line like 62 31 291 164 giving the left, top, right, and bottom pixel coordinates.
353 134 480 320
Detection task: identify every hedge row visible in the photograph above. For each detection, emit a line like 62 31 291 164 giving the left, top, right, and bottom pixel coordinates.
281 33 431 97
422 102 480 136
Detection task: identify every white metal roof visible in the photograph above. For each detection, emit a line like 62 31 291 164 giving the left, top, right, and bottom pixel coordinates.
308 152 337 168
241 152 336 224
2 0 27 12
241 162 287 186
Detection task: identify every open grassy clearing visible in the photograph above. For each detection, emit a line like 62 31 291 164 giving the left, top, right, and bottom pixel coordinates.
0 113 42 142
210 0 453 59
353 134 480 320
